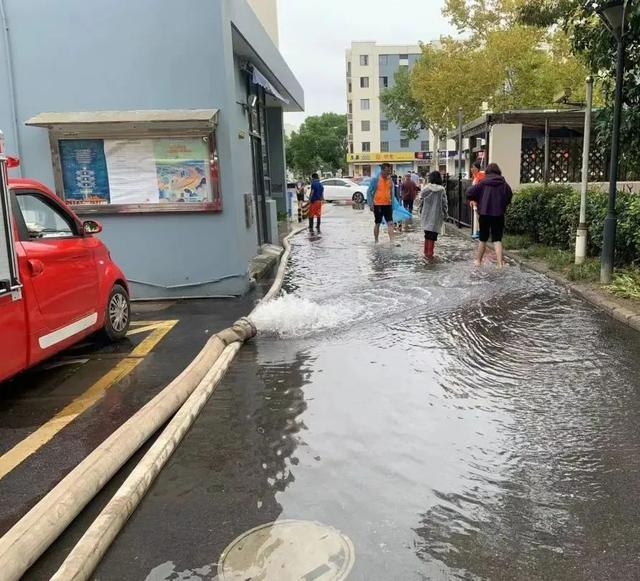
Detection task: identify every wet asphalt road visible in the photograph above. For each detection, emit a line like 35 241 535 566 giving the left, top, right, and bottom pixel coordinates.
0 295 259 541
30 205 640 580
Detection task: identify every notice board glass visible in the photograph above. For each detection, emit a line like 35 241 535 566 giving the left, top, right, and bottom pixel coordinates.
57 135 221 214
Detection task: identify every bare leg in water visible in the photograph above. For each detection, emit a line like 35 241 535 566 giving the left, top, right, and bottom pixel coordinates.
495 241 504 268
475 242 487 267
373 222 394 243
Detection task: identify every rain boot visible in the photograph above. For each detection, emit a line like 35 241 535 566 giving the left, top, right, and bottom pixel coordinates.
428 240 435 259
425 239 435 259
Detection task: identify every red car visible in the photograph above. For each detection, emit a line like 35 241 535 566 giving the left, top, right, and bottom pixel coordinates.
0 174 131 384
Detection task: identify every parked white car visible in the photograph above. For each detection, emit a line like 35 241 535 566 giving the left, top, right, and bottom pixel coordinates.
320 178 366 203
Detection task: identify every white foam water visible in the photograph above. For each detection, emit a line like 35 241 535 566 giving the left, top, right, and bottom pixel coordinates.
250 293 354 338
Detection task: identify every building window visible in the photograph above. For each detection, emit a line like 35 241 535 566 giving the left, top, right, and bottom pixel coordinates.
57 135 221 210
360 77 369 89
380 141 389 152
360 99 370 110
349 123 353 134
361 120 370 131
399 54 408 60
360 55 369 66
380 76 389 89
380 120 389 131
349 143 354 154
421 140 429 151
348 102 353 114
362 142 371 152
348 81 352 93
379 54 389 66
347 61 351 75
400 138 410 149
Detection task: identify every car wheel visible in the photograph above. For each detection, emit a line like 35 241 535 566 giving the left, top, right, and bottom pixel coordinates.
104 284 131 341
352 192 364 204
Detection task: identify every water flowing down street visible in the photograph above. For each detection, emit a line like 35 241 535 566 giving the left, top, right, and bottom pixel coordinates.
37 205 640 581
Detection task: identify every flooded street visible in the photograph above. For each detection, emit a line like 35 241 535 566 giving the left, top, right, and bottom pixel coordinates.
84 205 640 581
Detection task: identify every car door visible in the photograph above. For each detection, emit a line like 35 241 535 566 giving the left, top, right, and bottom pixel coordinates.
333 180 354 201
321 180 336 201
13 190 100 341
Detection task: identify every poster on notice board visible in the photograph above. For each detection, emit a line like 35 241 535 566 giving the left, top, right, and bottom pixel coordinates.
59 137 213 206
59 139 111 204
104 140 159 204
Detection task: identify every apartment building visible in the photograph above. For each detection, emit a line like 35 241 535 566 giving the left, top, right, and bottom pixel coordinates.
345 41 456 177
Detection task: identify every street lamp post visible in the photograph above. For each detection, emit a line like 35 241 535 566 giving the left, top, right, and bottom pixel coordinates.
576 76 594 265
598 0 629 283
457 107 463 228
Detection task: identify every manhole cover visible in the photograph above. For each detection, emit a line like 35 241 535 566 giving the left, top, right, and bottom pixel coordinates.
218 519 355 580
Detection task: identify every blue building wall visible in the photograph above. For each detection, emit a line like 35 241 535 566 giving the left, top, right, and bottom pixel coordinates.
378 53 430 155
0 0 300 298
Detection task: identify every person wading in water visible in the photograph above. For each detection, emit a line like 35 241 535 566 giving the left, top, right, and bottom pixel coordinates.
366 163 396 244
466 162 513 269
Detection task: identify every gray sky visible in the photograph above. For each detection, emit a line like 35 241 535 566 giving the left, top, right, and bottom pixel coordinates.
278 0 455 128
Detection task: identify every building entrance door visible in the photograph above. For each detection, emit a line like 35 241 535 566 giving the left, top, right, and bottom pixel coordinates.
250 135 268 246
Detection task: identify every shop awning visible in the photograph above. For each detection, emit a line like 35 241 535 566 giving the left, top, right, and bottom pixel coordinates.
26 109 219 130
252 68 289 105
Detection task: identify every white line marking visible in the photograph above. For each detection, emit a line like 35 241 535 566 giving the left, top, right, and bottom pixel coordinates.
38 312 98 349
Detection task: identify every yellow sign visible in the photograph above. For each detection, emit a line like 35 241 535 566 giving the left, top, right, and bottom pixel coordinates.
347 152 416 163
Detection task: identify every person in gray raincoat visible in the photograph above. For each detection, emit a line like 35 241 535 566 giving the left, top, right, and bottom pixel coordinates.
419 170 448 259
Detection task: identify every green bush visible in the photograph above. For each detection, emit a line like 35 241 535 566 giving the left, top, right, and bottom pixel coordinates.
506 185 640 266
607 269 640 301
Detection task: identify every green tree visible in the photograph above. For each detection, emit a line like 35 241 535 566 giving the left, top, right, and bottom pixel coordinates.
409 25 590 130
377 1 592 161
514 0 640 177
285 113 347 178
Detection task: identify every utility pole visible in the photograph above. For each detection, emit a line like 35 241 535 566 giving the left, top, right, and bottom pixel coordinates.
457 108 463 227
575 76 593 265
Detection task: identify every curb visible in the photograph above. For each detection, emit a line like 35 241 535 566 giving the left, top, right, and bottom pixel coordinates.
445 223 640 334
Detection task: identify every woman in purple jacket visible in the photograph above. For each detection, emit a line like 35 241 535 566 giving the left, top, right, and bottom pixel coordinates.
466 163 513 269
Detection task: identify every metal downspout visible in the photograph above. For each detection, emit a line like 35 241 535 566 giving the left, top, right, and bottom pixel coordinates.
0 0 22 176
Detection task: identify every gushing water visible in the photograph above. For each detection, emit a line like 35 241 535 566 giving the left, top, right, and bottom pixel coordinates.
250 293 357 337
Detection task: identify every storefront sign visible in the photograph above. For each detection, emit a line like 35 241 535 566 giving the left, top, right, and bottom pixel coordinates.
347 152 416 163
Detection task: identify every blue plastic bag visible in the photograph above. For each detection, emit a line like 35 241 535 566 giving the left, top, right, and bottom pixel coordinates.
382 194 412 224
392 194 412 222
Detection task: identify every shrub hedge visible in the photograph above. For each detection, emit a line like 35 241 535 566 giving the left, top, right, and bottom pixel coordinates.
506 185 640 265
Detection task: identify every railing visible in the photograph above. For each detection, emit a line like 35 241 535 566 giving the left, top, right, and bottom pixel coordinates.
444 173 473 228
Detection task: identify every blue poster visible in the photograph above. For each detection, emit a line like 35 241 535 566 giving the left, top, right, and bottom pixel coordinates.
59 139 110 204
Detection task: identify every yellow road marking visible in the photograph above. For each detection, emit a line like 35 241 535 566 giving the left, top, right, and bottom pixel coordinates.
0 320 178 480
126 324 169 337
